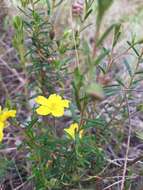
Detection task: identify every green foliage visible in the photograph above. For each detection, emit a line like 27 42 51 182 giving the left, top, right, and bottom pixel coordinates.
20 0 30 7
96 0 114 27
0 156 12 182
112 23 122 48
11 1 108 188
96 24 116 47
13 16 25 65
22 114 106 189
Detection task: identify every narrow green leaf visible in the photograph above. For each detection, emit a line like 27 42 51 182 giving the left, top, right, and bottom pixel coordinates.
84 9 93 21
116 78 125 87
123 59 132 77
135 70 143 75
112 23 122 48
94 49 109 65
85 82 104 99
46 0 51 15
96 24 116 47
127 41 140 57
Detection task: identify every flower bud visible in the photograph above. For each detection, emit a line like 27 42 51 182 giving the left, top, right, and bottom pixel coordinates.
72 0 84 16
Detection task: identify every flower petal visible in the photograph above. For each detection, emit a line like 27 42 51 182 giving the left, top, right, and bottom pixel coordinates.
36 106 51 115
64 128 75 139
0 110 16 122
79 129 84 138
35 94 70 118
0 121 4 129
48 94 62 102
35 96 49 106
62 100 70 108
64 123 79 140
0 128 4 142
6 110 16 117
51 107 64 117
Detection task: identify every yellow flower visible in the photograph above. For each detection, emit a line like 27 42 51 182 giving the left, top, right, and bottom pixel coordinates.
0 121 4 129
0 129 4 142
0 106 16 142
64 123 83 140
35 94 70 117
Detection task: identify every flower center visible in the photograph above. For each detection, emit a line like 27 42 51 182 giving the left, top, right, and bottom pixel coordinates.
50 102 57 110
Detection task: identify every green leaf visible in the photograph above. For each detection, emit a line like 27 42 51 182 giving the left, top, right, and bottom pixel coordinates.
13 16 23 30
97 0 114 27
94 49 109 65
136 131 143 141
20 0 30 7
132 78 143 86
104 85 121 96
123 59 132 77
127 41 140 57
46 0 51 15
85 0 94 11
26 117 38 129
85 83 104 99
84 118 107 129
116 78 125 87
135 69 143 75
82 40 90 55
134 38 143 45
112 23 122 48
98 65 106 74
137 104 143 112
55 0 64 7
53 58 71 70
96 24 116 47
84 9 93 21
73 67 84 90
72 68 84 110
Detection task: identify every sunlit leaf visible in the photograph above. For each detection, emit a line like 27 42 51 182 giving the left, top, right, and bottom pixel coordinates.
85 83 104 100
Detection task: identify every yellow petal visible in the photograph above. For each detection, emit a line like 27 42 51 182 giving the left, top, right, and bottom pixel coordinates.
36 106 51 115
0 106 2 113
79 129 84 138
64 123 79 140
0 110 16 121
0 128 4 142
35 94 70 118
64 128 75 139
62 99 70 108
48 94 62 102
0 121 4 129
35 96 49 106
51 107 64 117
6 110 16 117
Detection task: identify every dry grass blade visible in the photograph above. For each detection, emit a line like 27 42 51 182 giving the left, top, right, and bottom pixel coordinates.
120 92 132 190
